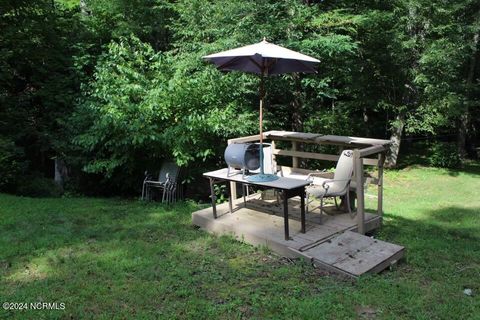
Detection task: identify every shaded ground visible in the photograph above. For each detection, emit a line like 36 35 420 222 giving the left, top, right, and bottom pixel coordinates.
0 165 479 319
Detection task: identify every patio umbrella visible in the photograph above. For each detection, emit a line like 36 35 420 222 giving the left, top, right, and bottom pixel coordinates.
203 38 320 182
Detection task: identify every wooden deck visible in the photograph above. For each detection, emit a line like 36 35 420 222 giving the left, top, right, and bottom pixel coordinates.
192 194 404 278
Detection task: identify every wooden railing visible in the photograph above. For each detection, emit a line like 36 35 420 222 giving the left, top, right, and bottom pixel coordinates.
227 131 389 234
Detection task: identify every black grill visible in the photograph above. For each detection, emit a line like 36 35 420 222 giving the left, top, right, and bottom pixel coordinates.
224 143 260 177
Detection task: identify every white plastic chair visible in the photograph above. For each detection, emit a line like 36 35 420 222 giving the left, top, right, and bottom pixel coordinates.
305 150 354 216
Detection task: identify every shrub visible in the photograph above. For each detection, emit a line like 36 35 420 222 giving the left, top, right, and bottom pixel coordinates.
0 137 25 191
16 174 63 197
428 142 461 168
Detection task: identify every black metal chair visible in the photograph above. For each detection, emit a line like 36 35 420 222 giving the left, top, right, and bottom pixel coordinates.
142 162 183 203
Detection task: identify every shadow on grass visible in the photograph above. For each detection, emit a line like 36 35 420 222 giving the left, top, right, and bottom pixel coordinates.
427 205 480 223
447 161 480 177
1 195 328 319
395 156 480 177
384 204 479 237
381 206 480 275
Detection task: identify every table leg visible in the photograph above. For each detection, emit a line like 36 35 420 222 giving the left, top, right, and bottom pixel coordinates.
242 184 247 208
300 188 306 233
227 180 233 213
209 178 217 219
283 190 290 240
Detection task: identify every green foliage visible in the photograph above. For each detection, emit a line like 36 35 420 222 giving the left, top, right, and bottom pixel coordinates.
0 137 25 190
213 184 227 204
0 0 83 185
74 36 166 176
403 0 479 134
15 174 63 197
1 0 478 195
428 142 462 168
81 0 173 51
74 35 256 178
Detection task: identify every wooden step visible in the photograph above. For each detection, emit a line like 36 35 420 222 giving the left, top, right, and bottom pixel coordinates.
297 231 404 277
192 201 403 278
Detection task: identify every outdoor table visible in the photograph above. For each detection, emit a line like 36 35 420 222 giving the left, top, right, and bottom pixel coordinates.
203 168 311 240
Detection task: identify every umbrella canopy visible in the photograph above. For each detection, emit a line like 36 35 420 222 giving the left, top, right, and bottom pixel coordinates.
203 38 319 75
203 39 320 181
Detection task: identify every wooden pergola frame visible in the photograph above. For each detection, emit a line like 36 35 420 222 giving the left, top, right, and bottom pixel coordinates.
227 130 391 234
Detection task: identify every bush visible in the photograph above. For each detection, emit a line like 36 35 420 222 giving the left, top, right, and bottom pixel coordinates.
428 142 461 168
0 137 25 191
16 174 63 197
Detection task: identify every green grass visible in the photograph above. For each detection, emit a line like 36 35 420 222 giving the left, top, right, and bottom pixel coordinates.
1 164 479 319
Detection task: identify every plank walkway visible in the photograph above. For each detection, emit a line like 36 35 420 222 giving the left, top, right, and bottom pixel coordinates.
192 194 404 278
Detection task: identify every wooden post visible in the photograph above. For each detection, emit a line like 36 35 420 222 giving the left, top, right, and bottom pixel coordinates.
377 152 385 217
354 149 365 235
292 141 299 168
271 140 277 173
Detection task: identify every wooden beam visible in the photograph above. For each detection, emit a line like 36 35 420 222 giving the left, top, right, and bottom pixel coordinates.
264 130 392 146
359 145 386 158
271 140 278 173
277 165 327 177
269 136 364 148
361 158 378 166
274 149 339 162
273 149 378 166
354 149 365 235
292 141 299 168
227 134 262 144
377 153 385 217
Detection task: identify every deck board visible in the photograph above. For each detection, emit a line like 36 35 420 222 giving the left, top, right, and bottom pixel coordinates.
305 232 404 276
192 197 404 277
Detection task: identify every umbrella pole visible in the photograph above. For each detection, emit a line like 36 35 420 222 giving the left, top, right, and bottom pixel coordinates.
246 62 278 182
259 73 264 174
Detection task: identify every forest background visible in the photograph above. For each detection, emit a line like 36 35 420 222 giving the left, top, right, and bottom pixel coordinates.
1 0 478 197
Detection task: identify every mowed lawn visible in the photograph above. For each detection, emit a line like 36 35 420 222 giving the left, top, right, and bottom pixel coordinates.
0 164 479 319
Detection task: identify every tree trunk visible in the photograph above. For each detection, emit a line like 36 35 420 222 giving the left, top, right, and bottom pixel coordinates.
385 3 424 168
458 31 479 158
386 113 405 168
54 158 68 189
457 113 468 158
291 74 307 167
291 74 303 133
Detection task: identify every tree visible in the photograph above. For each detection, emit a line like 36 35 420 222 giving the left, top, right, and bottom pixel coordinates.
73 37 168 177
0 0 82 187
2 0 478 195
72 34 257 190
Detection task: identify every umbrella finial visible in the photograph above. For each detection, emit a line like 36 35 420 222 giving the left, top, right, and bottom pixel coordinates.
262 37 267 42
